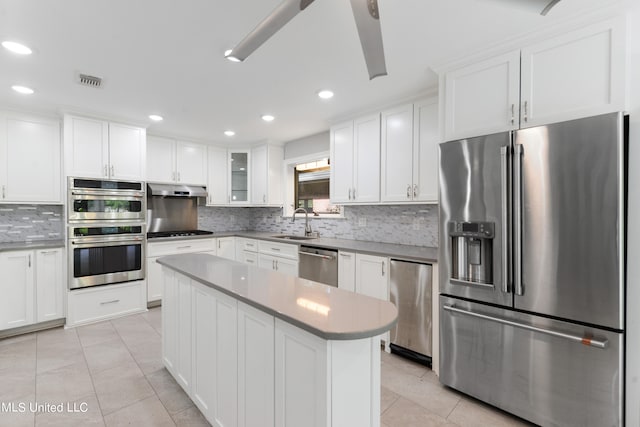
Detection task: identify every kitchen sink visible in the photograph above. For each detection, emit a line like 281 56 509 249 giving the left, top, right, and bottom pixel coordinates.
271 234 317 241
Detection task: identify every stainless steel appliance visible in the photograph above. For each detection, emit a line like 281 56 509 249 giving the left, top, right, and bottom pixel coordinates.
146 183 210 237
298 246 338 287
438 113 627 427
389 259 432 363
68 177 145 222
68 223 145 289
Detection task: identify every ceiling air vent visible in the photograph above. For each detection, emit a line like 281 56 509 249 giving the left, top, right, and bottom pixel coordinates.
77 73 103 88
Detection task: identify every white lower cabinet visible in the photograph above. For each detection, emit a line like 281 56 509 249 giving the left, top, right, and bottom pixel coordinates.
216 237 236 260
0 250 34 330
67 280 146 327
162 268 382 427
238 302 274 427
275 319 328 427
258 254 298 276
35 249 64 322
0 248 65 331
147 238 216 303
355 253 389 301
338 251 356 292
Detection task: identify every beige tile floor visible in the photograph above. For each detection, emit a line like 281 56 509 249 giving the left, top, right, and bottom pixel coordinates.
0 308 533 427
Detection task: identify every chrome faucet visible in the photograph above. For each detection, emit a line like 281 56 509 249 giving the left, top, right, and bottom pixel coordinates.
292 208 312 236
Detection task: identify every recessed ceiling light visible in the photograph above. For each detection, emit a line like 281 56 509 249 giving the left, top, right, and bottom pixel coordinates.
224 49 241 62
149 115 163 122
11 85 34 94
261 114 275 122
2 41 32 55
317 90 334 99
224 130 236 137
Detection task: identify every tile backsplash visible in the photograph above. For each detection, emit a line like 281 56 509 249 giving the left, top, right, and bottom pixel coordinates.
0 204 64 242
245 205 438 247
198 206 255 232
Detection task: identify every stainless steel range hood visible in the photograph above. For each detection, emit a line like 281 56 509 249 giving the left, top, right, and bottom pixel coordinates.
147 183 208 198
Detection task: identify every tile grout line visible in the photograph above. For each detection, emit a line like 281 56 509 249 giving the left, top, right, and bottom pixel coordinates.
445 396 463 420
76 327 108 425
109 316 178 426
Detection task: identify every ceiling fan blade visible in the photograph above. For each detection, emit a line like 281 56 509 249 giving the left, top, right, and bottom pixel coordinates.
349 0 387 80
483 0 562 15
226 0 316 62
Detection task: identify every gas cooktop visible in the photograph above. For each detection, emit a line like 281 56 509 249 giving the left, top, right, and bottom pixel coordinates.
147 230 214 239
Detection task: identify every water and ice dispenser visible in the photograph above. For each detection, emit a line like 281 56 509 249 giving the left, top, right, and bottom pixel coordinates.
449 221 494 285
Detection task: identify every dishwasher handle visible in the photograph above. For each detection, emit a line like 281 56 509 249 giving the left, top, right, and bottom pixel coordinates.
298 251 335 261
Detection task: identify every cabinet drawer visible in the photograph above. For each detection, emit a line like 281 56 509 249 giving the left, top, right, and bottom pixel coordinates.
239 251 258 266
238 238 258 252
148 238 216 257
67 281 146 326
258 240 298 260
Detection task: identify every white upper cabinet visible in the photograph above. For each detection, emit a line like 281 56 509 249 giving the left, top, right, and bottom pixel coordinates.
375 98 440 203
251 144 284 206
413 99 439 202
520 20 625 128
146 136 207 186
108 123 146 180
176 141 207 186
146 135 175 183
381 104 415 202
330 115 380 204
229 150 250 204
64 114 146 180
207 146 228 205
444 50 520 140
329 121 354 204
0 112 61 203
443 18 624 140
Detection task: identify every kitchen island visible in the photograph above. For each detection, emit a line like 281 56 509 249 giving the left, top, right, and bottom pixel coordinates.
158 253 398 427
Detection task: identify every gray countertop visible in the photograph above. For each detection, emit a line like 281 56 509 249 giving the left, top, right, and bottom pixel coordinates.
0 240 65 252
148 231 438 263
158 253 399 340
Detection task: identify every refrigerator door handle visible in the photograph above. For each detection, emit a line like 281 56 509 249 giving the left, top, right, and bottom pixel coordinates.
514 144 524 296
500 146 510 293
443 304 608 349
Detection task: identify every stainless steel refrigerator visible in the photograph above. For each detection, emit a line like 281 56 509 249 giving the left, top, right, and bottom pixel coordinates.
438 112 626 427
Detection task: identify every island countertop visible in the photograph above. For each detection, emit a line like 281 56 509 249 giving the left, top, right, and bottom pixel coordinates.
158 253 398 340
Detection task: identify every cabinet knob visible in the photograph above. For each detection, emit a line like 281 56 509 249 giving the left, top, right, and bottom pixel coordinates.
1 185 4 199
407 185 411 198
104 165 108 177
110 165 115 176
413 184 418 198
177 172 181 181
348 188 352 200
523 101 528 122
353 188 356 199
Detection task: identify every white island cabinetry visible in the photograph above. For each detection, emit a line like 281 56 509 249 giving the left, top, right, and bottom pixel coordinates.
160 254 396 427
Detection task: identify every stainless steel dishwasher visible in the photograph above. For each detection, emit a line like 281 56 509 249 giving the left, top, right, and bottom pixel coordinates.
298 246 338 287
389 259 432 365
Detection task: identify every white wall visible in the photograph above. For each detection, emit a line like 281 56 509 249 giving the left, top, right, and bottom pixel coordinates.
625 4 640 425
283 131 329 159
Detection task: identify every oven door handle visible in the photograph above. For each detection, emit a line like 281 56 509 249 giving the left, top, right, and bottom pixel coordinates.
71 192 144 199
70 238 144 248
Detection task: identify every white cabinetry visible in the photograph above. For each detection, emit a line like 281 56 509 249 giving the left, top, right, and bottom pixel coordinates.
274 319 327 427
355 253 388 301
236 238 258 266
64 115 146 180
230 150 250 204
0 248 65 330
330 114 380 204
147 238 216 303
380 100 439 203
66 280 146 327
207 146 228 205
443 19 624 140
146 135 207 185
258 240 298 276
0 112 61 203
251 144 284 206
238 302 274 427
216 237 236 260
0 250 34 329
35 249 64 322
338 251 356 292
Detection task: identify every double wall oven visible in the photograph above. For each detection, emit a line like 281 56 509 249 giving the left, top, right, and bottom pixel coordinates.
67 177 146 290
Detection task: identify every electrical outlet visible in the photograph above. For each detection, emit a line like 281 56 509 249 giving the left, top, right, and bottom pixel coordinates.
413 217 421 230
358 217 367 227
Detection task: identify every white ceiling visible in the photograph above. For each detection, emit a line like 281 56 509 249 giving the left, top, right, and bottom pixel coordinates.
0 0 625 145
